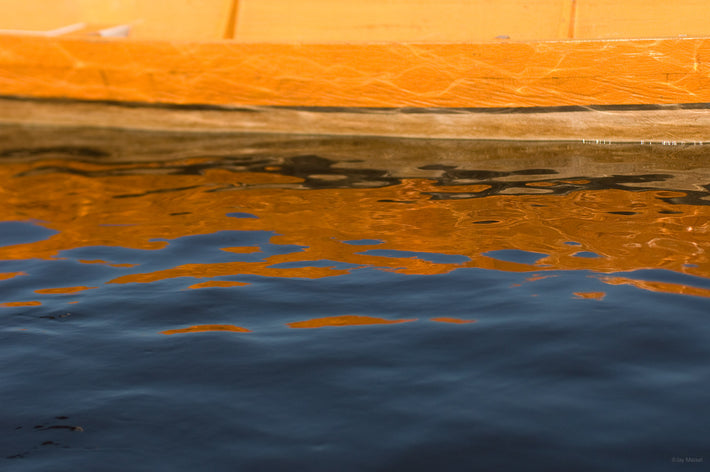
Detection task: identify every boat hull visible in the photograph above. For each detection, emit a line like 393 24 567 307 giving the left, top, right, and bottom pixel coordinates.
2 35 710 140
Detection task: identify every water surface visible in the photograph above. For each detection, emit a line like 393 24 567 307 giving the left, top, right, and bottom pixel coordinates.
1 126 709 471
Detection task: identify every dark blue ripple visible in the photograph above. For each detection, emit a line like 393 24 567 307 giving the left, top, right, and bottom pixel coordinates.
483 249 548 265
573 251 603 258
0 221 58 247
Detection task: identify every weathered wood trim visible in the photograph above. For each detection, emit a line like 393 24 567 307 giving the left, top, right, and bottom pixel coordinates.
2 96 710 142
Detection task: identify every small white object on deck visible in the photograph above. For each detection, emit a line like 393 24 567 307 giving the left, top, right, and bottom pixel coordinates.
98 24 132 38
0 22 85 37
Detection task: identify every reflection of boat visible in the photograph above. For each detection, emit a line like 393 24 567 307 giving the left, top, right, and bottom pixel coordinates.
2 0 710 141
1 125 709 299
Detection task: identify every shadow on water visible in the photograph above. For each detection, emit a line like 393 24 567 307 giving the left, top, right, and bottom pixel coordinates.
0 125 709 471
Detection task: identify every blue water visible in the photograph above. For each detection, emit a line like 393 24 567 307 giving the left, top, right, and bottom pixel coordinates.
1 131 708 471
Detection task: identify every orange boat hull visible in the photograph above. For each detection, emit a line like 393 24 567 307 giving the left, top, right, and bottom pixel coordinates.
2 0 710 141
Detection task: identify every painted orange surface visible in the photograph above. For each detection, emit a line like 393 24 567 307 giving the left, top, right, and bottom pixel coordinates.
235 0 572 42
237 0 710 42
161 324 252 335
287 315 417 329
575 0 710 40
3 1 709 42
0 0 235 40
1 34 710 108
1 0 710 109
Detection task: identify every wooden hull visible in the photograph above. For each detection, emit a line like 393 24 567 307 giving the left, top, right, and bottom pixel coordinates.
2 1 710 141
3 97 710 144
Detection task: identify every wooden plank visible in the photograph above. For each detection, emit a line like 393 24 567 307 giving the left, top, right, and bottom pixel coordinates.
234 0 572 42
1 36 710 109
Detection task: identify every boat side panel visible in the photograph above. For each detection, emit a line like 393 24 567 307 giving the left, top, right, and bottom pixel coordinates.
0 36 710 108
575 0 710 40
234 0 572 42
0 0 235 40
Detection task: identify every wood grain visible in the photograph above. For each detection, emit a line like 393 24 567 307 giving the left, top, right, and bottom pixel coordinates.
1 36 710 109
2 97 710 142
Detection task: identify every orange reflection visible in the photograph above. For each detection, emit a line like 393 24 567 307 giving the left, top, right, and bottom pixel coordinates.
600 277 710 298
78 259 138 268
287 315 417 328
221 246 262 254
187 280 250 289
0 272 26 280
34 286 97 294
161 324 252 335
110 263 349 284
573 292 606 300
430 317 476 324
526 181 558 187
1 301 41 307
0 158 708 291
526 274 558 282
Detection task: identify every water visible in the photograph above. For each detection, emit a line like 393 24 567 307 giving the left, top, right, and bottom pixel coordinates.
1 126 709 471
